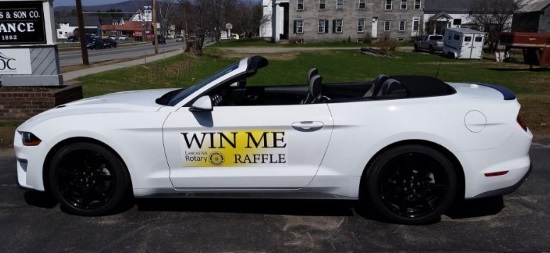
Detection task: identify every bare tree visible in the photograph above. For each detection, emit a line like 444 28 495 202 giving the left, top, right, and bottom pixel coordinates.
177 0 211 55
232 0 268 39
176 0 269 55
468 0 530 52
54 10 72 26
157 0 177 37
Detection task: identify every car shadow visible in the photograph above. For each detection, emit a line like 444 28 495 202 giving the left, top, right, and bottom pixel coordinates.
355 196 505 224
23 191 58 209
445 196 504 219
135 198 356 217
22 191 505 221
136 196 504 222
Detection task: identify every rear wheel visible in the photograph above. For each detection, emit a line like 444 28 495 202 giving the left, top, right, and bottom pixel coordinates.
413 44 419 52
365 145 457 224
48 142 131 216
429 45 434 53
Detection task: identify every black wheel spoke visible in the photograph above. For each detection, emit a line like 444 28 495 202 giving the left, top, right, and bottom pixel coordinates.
53 147 120 213
376 149 454 222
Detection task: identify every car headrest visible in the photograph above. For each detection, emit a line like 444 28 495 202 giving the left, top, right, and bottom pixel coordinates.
309 74 323 101
308 68 319 83
377 78 408 97
364 74 389 97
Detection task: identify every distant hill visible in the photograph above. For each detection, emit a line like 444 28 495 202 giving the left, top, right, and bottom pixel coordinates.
54 0 262 12
54 0 151 13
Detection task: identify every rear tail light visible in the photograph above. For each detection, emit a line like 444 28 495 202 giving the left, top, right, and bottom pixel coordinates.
517 115 528 132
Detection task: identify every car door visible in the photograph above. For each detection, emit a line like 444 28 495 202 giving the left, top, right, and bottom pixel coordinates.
163 104 333 189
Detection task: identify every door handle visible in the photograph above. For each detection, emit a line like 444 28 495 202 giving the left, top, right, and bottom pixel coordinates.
291 121 324 132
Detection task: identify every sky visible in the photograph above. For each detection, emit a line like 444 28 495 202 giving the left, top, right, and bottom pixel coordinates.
53 0 128 7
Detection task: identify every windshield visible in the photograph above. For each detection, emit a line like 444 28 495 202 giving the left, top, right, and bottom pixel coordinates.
165 62 240 106
430 35 443 41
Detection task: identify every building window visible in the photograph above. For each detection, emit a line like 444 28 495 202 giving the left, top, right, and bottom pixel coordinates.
294 20 304 33
414 0 421 10
358 18 365 32
319 19 329 33
333 19 343 33
412 17 419 32
320 0 326 9
358 0 366 9
399 20 406 31
401 0 407 9
385 0 392 10
384 21 391 31
453 19 462 26
297 0 304 10
337 0 344 10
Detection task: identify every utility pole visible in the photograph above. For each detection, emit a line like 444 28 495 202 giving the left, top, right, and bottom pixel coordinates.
152 0 159 54
76 0 89 65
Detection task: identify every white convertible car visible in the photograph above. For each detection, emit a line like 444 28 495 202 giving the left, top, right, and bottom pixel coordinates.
14 56 532 224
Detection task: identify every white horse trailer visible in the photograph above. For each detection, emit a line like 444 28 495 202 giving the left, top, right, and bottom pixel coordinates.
442 28 485 59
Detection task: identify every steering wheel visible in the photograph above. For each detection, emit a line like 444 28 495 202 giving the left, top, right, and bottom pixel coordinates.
210 94 223 106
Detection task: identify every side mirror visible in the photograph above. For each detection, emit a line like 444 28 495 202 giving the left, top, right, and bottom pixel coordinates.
189 96 213 112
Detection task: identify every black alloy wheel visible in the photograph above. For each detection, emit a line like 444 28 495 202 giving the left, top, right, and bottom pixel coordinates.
365 145 457 224
49 142 130 216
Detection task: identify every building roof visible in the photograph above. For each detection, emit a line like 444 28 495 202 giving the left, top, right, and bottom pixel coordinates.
424 0 479 14
520 0 550 12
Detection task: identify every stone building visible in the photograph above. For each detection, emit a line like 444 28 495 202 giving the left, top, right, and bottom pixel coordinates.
262 0 424 42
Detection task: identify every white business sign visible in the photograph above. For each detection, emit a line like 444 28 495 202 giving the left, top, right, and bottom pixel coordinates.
0 48 31 74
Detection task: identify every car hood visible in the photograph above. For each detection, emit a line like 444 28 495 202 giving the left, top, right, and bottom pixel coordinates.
19 88 177 128
66 88 176 107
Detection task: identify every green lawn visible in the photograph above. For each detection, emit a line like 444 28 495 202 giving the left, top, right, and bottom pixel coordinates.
76 49 550 136
211 38 414 48
78 49 547 95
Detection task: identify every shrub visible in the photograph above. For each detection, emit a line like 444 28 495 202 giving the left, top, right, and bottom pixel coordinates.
379 35 399 53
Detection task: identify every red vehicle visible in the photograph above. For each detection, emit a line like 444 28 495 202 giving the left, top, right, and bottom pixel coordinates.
500 32 550 67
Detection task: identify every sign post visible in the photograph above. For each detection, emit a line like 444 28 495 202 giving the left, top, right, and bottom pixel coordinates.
0 0 63 86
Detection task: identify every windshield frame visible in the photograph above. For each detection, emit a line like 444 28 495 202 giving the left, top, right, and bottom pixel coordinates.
167 62 240 106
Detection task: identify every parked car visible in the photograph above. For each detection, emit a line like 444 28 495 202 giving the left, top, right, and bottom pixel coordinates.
66 36 79 42
14 56 532 224
103 38 117 48
175 35 184 42
86 38 104 50
118 35 128 41
414 34 444 53
153 35 166 45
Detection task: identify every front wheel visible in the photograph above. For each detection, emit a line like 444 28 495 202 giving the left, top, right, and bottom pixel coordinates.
48 142 131 216
364 145 457 224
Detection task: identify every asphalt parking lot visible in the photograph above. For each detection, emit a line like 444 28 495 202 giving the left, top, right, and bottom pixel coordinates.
1 139 549 252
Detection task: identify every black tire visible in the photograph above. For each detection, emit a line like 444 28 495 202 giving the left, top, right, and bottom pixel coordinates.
48 142 131 216
413 44 419 52
429 45 434 53
364 145 457 224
